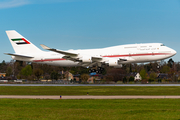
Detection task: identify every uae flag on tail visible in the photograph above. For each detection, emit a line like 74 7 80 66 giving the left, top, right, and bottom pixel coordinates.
11 38 30 45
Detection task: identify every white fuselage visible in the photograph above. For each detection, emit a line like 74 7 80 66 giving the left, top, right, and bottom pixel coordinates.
12 43 176 67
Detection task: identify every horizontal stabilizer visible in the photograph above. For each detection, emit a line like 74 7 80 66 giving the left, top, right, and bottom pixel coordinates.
4 53 34 58
40 44 78 57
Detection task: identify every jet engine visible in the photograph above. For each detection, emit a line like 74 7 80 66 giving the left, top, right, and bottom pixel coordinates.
114 64 123 68
107 58 119 66
80 56 92 62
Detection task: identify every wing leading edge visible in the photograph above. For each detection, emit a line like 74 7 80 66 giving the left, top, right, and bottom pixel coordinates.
40 44 78 57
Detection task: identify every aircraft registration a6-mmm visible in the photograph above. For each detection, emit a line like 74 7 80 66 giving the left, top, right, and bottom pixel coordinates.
5 30 176 73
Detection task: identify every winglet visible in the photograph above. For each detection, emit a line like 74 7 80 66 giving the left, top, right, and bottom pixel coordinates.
40 44 51 50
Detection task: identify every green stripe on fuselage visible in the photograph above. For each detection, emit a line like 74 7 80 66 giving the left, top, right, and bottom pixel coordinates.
11 38 22 41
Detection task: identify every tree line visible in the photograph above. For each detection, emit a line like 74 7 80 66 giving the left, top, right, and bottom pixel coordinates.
1 58 179 83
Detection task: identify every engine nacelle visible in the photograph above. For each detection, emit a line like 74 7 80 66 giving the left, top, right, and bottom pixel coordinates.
80 56 92 63
107 59 118 66
114 64 123 68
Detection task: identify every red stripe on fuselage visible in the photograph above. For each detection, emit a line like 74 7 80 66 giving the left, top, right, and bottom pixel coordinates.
102 53 171 57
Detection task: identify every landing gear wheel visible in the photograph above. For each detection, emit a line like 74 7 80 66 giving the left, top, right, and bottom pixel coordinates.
89 69 96 73
89 67 104 74
97 67 104 74
96 70 101 74
92 69 96 72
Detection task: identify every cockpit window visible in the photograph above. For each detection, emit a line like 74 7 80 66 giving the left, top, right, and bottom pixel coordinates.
161 44 165 46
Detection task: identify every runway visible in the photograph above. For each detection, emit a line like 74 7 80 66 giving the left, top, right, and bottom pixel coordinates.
1 84 180 86
1 95 180 99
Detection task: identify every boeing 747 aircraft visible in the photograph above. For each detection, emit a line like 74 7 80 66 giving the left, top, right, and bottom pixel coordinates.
5 30 176 73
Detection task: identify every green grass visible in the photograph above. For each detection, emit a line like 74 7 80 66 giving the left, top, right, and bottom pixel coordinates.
1 87 180 119
0 86 180 95
0 99 180 120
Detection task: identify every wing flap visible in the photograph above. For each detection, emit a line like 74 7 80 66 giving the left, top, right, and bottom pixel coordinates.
78 62 99 67
92 56 103 62
62 56 81 62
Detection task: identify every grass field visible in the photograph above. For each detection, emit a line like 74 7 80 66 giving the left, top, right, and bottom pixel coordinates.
1 86 180 119
0 86 180 95
0 99 180 120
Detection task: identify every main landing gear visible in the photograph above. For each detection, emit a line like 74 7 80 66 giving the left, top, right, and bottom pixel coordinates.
89 67 104 74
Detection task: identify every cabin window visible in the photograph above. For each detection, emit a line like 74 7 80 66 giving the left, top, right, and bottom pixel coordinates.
124 46 137 49
161 44 165 46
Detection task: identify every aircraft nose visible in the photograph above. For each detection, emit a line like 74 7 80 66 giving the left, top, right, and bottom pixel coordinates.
171 49 177 56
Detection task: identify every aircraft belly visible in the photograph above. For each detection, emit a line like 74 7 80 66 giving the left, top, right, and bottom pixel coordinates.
120 54 167 64
132 55 167 63
43 60 79 67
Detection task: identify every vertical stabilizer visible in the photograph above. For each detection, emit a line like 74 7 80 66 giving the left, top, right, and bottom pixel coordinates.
6 30 42 54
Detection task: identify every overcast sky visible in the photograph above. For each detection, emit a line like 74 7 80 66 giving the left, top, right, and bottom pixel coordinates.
0 0 180 62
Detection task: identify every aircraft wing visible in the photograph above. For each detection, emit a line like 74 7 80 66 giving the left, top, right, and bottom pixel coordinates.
41 44 104 61
4 53 34 58
40 44 78 57
40 44 104 67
